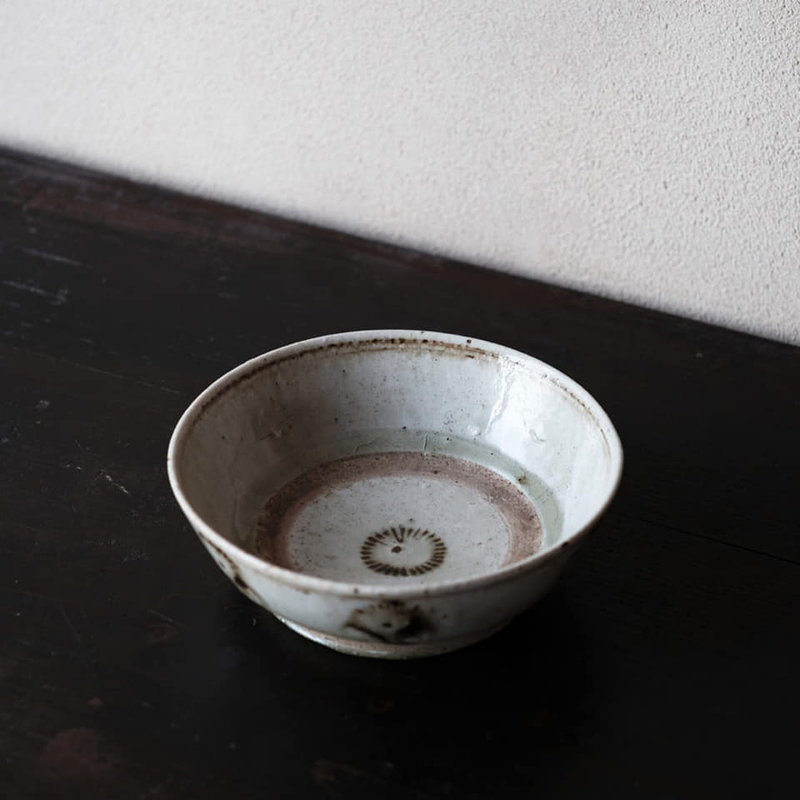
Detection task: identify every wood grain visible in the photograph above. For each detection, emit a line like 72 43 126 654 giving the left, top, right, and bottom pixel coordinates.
1 147 798 799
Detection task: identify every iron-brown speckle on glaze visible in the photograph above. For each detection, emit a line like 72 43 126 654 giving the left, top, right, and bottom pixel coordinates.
254 451 543 583
168 330 623 658
187 336 498 435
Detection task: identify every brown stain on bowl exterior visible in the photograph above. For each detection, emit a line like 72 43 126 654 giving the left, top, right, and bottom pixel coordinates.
207 542 269 608
345 600 433 644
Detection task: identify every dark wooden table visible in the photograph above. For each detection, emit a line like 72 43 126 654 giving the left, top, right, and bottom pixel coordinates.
1 148 798 799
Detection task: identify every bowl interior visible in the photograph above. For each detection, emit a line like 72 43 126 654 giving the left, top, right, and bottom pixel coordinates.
170 333 621 586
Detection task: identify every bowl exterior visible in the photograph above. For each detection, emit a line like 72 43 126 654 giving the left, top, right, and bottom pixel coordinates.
169 330 622 658
195 524 572 658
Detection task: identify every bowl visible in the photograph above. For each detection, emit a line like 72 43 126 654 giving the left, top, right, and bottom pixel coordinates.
167 331 622 658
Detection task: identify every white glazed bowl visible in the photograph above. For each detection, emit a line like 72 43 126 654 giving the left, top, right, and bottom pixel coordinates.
167 331 622 658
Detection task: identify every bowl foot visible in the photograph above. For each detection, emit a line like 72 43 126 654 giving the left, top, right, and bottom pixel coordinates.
275 614 509 659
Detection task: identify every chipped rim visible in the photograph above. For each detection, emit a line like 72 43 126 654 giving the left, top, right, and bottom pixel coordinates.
167 330 623 600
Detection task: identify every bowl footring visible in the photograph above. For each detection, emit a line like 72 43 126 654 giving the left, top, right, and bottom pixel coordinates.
275 614 510 659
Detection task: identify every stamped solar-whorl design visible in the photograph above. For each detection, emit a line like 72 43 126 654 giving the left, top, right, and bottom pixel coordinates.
360 526 447 576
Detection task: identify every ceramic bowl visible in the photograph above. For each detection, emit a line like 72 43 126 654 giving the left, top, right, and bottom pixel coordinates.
167 331 622 658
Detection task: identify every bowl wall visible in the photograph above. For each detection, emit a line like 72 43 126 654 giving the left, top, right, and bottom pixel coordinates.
168 331 622 657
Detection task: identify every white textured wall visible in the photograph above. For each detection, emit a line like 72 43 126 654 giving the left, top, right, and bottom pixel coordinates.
1 1 798 343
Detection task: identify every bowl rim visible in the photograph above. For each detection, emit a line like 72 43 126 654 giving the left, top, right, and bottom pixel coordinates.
167 329 623 599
